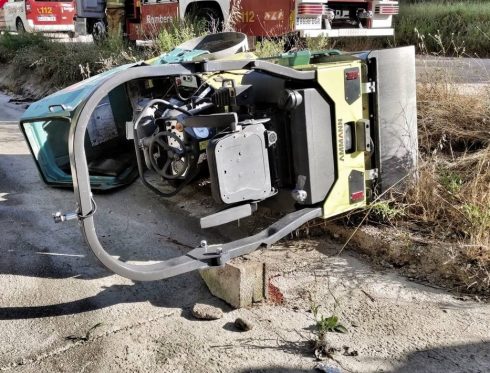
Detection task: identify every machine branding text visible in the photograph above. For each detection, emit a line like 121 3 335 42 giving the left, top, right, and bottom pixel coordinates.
337 119 344 161
146 15 172 24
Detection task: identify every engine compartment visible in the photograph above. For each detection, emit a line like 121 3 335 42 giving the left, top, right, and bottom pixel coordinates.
122 59 347 228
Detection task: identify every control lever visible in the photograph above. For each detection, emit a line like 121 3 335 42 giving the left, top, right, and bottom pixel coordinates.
53 211 78 223
53 196 97 223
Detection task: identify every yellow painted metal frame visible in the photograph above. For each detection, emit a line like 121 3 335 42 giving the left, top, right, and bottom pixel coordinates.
199 57 368 220
316 60 367 218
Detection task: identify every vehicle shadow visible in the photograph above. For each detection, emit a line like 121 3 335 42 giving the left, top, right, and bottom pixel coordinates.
233 341 490 373
0 152 241 281
392 341 490 373
237 369 311 373
0 273 229 320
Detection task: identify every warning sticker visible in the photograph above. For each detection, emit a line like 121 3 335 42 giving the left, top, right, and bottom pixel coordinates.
264 10 284 21
87 96 119 146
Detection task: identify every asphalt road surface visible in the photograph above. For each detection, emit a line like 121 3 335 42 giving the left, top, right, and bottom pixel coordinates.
416 55 490 84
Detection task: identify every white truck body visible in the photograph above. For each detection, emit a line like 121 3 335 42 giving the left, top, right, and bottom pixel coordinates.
3 0 75 33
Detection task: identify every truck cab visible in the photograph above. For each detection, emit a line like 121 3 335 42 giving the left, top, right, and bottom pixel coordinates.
3 0 76 34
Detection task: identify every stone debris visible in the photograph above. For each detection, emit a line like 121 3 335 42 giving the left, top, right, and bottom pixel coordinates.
191 303 223 320
342 345 358 356
234 317 253 331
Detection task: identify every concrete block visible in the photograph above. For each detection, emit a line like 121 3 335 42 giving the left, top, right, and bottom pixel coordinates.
200 261 264 308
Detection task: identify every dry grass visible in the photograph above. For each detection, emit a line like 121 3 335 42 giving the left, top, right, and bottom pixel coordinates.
417 82 490 152
407 80 490 247
318 49 490 294
374 65 490 293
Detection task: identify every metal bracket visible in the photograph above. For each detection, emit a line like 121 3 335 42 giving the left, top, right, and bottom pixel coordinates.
125 121 134 140
53 211 78 223
365 168 379 180
53 196 97 223
355 119 372 153
186 240 229 267
200 204 254 229
362 81 376 94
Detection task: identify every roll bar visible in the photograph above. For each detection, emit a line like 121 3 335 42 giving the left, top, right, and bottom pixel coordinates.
67 62 322 281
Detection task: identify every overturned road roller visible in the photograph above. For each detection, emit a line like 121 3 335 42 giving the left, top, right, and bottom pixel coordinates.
19 32 417 281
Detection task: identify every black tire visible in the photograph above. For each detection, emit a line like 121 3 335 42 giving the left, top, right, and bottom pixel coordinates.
90 19 107 43
16 19 25 33
192 7 223 32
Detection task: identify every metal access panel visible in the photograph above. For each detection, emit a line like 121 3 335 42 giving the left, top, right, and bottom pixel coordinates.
207 124 273 204
369 46 418 193
289 88 335 205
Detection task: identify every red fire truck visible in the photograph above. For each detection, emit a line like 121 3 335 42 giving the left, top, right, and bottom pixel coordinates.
74 0 398 41
3 0 76 34
0 0 7 30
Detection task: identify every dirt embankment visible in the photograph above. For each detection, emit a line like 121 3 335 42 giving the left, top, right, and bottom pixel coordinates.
0 63 55 100
0 32 146 101
321 223 489 297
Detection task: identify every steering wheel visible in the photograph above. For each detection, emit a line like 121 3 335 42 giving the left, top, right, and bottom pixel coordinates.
149 131 190 179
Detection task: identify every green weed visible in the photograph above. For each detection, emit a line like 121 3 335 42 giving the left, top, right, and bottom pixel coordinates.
0 32 46 63
315 315 348 335
254 38 285 58
462 203 490 240
370 200 406 223
310 303 347 359
439 168 463 194
153 20 206 54
0 32 148 92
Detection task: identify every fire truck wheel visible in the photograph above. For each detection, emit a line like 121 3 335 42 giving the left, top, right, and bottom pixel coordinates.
193 7 223 32
16 19 25 33
91 19 107 42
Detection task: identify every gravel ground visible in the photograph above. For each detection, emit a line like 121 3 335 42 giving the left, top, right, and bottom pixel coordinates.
1 81 489 373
